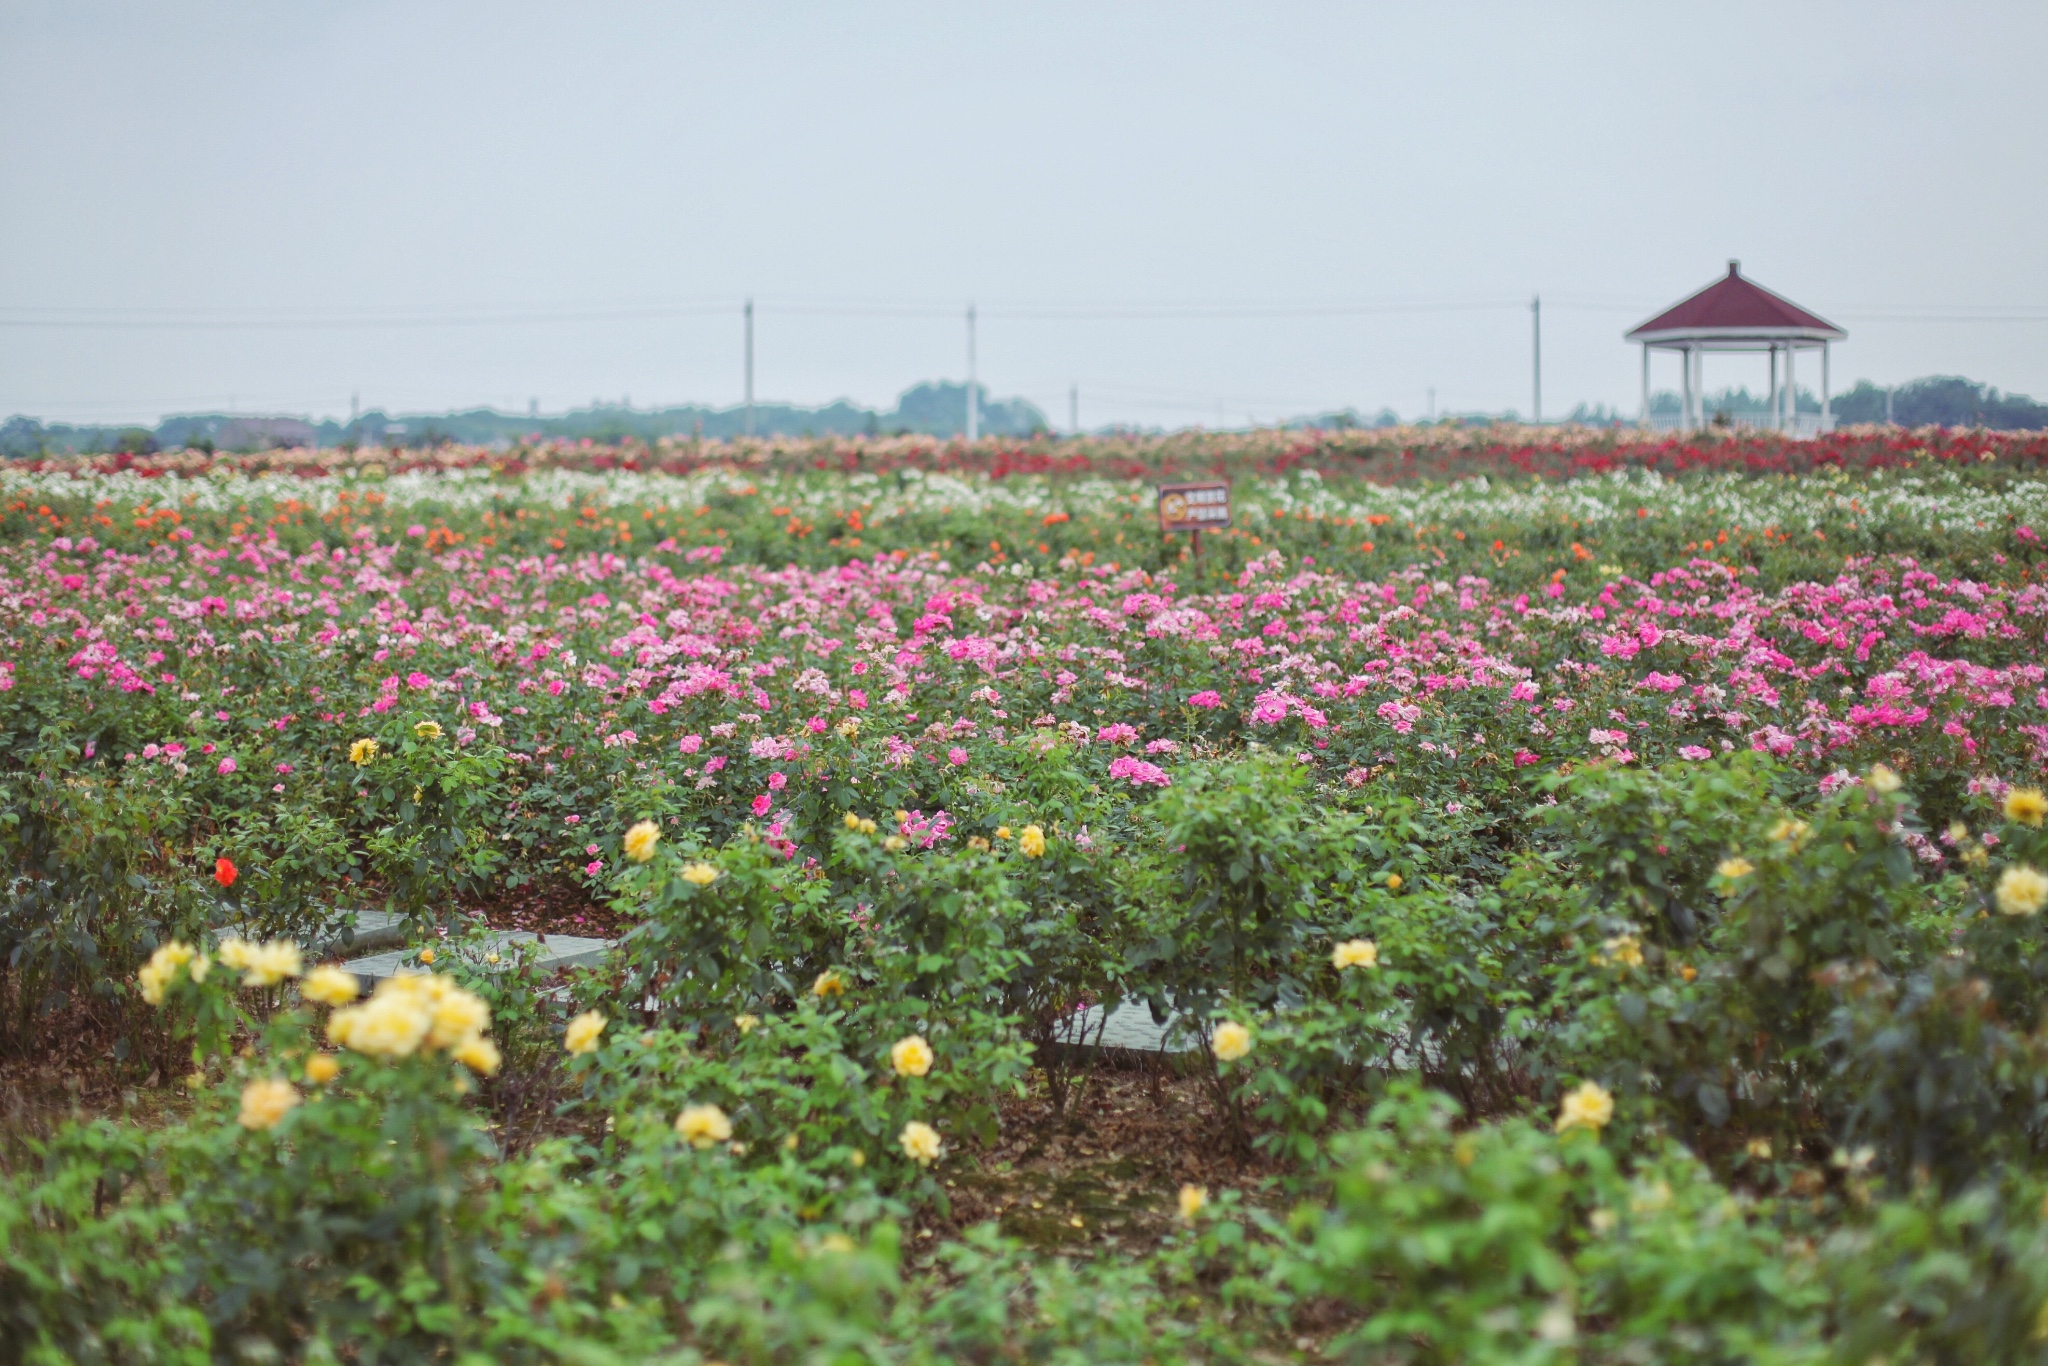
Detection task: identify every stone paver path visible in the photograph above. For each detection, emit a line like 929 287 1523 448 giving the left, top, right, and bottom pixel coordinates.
341 930 612 989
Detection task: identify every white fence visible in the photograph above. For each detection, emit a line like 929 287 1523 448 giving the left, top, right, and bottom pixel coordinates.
1646 412 1830 436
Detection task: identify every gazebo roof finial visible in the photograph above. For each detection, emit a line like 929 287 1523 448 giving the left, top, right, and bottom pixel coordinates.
1727 259 1740 277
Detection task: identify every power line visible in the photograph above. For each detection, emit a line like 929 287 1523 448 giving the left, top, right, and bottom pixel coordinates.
6 294 2047 331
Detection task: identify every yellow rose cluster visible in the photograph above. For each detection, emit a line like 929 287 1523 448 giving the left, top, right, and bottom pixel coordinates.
217 936 303 989
324 971 500 1075
137 940 210 1005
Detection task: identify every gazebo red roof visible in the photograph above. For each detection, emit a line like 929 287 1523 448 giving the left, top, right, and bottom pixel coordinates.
1626 261 1844 343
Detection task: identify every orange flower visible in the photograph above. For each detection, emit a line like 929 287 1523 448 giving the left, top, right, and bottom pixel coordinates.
214 857 238 888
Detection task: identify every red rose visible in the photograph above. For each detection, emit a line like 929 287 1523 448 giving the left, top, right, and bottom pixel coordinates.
214 857 238 888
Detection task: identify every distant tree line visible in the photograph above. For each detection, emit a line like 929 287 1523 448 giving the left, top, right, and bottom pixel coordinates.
1829 376 2048 430
0 381 1050 457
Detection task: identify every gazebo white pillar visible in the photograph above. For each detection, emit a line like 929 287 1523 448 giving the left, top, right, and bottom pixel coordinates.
1640 344 1650 424
1783 345 1796 433
1821 343 1831 432
1767 346 1778 429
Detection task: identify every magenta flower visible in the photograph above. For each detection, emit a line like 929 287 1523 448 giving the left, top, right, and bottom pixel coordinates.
217 757 237 775
751 794 773 817
947 747 968 766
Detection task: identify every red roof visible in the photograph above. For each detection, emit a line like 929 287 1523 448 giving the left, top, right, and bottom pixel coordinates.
1626 261 1844 341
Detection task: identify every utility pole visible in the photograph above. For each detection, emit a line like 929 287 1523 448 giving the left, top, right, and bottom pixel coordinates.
1069 383 1079 435
965 303 979 442
1531 294 1542 424
743 298 755 437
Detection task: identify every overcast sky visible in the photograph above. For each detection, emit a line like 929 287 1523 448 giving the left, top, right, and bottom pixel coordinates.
4 1 2046 429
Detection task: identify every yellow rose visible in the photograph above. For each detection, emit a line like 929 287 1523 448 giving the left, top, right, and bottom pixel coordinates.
2006 787 2047 828
453 1035 502 1076
564 1010 607 1055
623 819 661 863
241 939 302 989
1555 1081 1614 1134
349 737 379 766
1385 872 1403 891
843 811 862 830
302 964 361 1006
735 1013 760 1034
835 716 861 739
305 1054 340 1085
1601 934 1645 970
429 986 491 1050
813 970 846 999
413 720 442 740
680 861 720 887
1769 818 1811 847
1177 1184 1208 1222
1211 1021 1252 1062
328 989 431 1059
1716 857 1755 881
677 1103 733 1149
1018 824 1047 858
889 1035 934 1078
238 1078 300 1131
1866 764 1902 794
882 834 909 852
1997 865 2048 917
1331 939 1379 970
899 1120 943 1166
137 940 200 1005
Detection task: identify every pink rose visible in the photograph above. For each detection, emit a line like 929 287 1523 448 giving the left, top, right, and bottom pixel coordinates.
679 734 703 754
768 771 787 790
751 794 773 817
948 747 969 766
217 757 237 775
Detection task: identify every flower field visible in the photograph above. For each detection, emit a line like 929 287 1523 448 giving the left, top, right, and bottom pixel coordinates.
9 435 2048 1361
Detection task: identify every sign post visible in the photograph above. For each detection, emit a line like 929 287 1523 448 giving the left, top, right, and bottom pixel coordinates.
1156 480 1230 556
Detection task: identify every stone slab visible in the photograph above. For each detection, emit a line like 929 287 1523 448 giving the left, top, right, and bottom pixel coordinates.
341 931 613 990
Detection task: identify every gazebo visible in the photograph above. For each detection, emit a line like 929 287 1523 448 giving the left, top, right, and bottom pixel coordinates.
1626 261 1845 433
